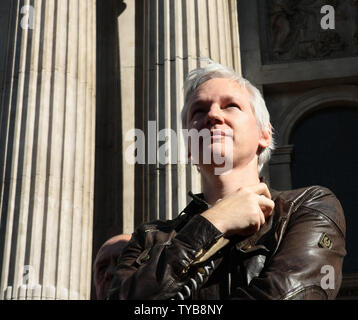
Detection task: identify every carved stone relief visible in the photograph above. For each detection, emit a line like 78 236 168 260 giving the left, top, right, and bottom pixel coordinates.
263 0 358 62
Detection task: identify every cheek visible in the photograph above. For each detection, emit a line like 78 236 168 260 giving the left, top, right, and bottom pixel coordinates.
233 119 260 144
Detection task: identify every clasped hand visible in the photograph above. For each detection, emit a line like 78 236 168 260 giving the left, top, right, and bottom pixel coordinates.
201 183 275 237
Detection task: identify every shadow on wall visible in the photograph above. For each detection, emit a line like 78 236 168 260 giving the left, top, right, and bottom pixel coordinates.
92 0 126 300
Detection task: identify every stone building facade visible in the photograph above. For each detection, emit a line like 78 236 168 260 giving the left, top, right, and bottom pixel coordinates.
238 0 358 298
0 0 357 300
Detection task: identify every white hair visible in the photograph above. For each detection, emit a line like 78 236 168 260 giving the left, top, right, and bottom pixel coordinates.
181 60 276 174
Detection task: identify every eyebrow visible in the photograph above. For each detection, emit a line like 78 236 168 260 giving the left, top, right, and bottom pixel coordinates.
192 94 240 104
221 95 240 104
190 99 208 108
190 94 243 110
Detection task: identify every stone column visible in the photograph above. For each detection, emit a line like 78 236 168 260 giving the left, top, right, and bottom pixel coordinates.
118 1 136 235
0 0 96 300
131 0 241 223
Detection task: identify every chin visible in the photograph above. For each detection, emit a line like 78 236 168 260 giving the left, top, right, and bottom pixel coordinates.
193 140 235 166
211 143 233 162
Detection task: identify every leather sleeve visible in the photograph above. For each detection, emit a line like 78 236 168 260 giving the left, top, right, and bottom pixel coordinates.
106 214 223 300
232 187 346 300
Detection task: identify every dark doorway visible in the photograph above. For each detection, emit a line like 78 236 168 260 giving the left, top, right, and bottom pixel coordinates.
290 106 358 275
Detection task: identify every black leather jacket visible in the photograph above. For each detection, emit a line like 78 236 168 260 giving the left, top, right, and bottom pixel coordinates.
107 185 346 300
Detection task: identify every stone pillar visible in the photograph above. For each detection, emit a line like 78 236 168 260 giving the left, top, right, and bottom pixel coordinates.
118 1 136 235
269 145 294 190
131 0 241 223
0 0 96 300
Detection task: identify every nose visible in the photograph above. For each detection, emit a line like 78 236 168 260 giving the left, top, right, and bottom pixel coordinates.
205 103 224 126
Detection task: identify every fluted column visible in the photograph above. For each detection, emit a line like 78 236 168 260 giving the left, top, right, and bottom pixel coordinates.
0 0 96 300
131 0 241 223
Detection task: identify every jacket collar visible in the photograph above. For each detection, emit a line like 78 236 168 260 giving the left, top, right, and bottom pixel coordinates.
184 176 282 213
181 191 210 216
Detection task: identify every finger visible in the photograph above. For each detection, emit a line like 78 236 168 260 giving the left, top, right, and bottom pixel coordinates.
257 195 274 208
247 182 271 199
258 208 265 226
257 195 275 218
261 206 274 220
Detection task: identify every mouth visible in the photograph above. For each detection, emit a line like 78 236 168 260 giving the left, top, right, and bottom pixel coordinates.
210 129 233 139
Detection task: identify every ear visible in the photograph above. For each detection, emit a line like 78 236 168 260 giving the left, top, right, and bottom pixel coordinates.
258 124 272 150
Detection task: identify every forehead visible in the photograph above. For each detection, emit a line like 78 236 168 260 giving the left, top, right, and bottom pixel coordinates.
191 78 251 104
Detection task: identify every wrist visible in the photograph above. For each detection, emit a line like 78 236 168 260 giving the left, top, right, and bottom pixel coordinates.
201 209 226 234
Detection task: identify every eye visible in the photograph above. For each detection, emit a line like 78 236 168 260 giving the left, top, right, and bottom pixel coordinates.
225 103 241 110
191 108 205 118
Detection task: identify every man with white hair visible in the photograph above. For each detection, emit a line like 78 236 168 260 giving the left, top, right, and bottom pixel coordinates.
99 61 346 300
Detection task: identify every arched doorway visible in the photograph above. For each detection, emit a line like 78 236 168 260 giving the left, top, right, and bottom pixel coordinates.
290 105 358 297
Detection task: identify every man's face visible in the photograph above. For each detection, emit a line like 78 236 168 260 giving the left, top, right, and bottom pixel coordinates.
186 78 270 172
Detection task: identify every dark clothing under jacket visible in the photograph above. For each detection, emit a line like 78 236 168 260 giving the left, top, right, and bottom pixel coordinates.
107 185 346 300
